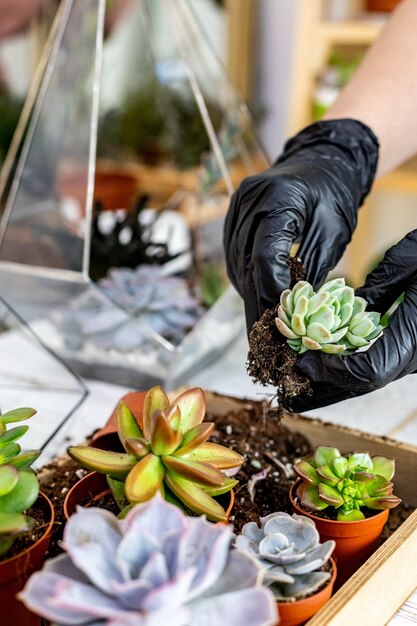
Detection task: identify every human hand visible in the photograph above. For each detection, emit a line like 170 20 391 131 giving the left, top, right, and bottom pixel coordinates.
286 229 417 412
223 119 379 330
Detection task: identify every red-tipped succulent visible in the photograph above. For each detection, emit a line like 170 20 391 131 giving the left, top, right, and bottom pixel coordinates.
294 446 401 521
68 387 243 522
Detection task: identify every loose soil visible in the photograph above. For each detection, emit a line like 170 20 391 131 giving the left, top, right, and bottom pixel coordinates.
39 401 414 554
247 256 312 418
0 495 51 562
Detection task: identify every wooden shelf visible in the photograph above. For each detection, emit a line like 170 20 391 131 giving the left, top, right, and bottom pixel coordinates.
319 18 384 47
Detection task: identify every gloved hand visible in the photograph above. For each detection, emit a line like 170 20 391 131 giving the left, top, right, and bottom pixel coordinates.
286 229 417 412
224 119 379 330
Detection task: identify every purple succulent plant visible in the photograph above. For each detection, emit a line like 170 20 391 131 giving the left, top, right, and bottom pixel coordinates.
19 495 277 626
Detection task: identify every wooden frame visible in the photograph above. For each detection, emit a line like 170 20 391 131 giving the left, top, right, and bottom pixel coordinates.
204 391 417 625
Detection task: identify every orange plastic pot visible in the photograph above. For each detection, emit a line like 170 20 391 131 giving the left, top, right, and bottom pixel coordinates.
276 557 337 626
290 481 389 587
90 391 147 448
0 492 54 626
64 471 235 523
366 0 402 11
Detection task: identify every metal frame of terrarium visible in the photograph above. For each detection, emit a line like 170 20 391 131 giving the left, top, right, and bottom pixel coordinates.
0 0 268 390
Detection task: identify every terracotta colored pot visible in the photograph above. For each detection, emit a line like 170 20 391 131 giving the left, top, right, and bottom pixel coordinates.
0 492 54 626
58 165 139 215
90 391 147 448
64 471 235 523
290 481 389 587
276 557 337 626
366 0 402 11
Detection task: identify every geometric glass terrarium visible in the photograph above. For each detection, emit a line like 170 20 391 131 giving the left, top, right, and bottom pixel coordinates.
0 0 268 389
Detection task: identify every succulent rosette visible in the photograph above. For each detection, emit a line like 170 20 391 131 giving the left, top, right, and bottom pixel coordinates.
275 278 383 354
19 496 278 626
0 407 41 555
295 446 401 521
68 387 243 522
236 512 335 600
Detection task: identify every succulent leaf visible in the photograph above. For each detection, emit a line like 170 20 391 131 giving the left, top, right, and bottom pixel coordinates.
162 456 225 487
275 278 382 354
348 452 373 472
336 509 365 522
316 465 339 486
0 470 39 514
166 404 181 432
116 402 143 453
7 450 41 469
371 456 395 481
314 446 341 467
0 512 31 535
187 442 243 469
0 426 29 448
150 412 181 455
125 454 164 503
67 447 137 479
332 456 348 478
0 443 21 464
363 495 402 510
294 460 319 485
164 471 227 522
0 465 19 496
318 483 344 507
0 407 36 424
174 423 215 457
124 438 149 458
142 386 170 439
174 388 206 433
201 477 238 497
300 485 329 511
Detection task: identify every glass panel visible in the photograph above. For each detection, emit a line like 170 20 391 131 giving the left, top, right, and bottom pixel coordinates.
0 0 267 392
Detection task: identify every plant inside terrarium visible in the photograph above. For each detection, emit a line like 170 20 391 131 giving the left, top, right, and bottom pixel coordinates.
68 386 243 522
97 79 223 169
0 408 41 556
236 511 335 601
90 194 179 281
294 446 401 521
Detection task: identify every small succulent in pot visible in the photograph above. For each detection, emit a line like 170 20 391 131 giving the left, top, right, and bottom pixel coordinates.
275 278 383 354
0 407 41 556
19 496 278 626
295 446 401 521
236 512 335 601
68 386 243 522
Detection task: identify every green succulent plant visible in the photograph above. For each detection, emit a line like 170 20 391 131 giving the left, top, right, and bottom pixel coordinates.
0 407 41 556
68 387 243 522
275 278 383 354
294 446 401 522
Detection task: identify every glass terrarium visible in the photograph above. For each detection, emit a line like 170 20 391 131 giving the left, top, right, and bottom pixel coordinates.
0 0 268 390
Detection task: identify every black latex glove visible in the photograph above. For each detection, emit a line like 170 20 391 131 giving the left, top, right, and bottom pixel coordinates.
286 230 417 413
224 119 379 330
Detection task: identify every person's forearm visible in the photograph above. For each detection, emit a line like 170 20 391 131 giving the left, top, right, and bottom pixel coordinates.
324 0 417 177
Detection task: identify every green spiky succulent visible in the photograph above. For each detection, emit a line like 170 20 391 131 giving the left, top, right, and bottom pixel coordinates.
0 407 41 556
275 278 383 354
68 387 243 523
294 446 401 521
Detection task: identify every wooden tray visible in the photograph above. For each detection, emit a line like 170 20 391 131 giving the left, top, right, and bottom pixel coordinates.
205 391 417 626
